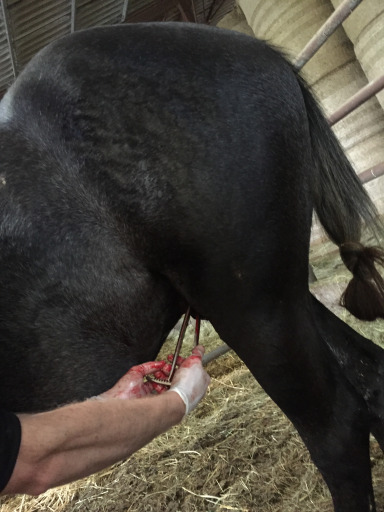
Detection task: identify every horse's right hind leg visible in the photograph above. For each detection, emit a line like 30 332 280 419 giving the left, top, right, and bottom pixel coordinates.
203 291 375 512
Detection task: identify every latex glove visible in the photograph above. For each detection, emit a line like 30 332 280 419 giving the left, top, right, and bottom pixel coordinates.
100 361 166 399
168 345 211 415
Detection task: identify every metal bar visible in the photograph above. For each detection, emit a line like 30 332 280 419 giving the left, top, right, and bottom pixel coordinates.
308 264 317 283
121 0 129 23
207 0 227 24
359 162 384 185
328 73 384 126
202 0 207 22
206 0 219 24
71 0 76 33
191 0 197 23
177 3 190 22
194 315 201 346
1 0 17 79
168 307 191 381
293 0 363 71
202 344 231 366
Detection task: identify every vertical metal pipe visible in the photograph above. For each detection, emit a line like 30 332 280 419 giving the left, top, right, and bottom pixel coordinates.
328 73 384 126
71 0 77 33
168 307 191 382
0 0 17 79
190 0 197 23
293 0 363 71
121 0 129 23
178 3 190 22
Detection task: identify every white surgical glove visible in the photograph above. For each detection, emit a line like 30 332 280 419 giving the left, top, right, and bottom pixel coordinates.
168 345 211 415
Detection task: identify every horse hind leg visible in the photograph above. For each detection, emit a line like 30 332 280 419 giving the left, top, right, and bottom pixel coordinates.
205 294 375 512
311 295 384 452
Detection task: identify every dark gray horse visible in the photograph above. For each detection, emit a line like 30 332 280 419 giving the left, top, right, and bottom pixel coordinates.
1 23 384 511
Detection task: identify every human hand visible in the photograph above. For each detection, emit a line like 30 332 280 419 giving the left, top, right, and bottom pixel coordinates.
100 361 166 399
167 345 211 415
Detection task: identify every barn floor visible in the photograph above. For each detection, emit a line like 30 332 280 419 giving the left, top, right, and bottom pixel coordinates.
1 234 384 512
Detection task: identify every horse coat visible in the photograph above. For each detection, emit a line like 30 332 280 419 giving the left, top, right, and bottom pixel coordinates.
1 23 384 511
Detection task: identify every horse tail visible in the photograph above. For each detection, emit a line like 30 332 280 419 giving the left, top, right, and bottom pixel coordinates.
297 74 384 321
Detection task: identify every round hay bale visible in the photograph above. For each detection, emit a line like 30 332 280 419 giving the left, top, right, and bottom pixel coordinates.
330 0 384 110
237 0 384 227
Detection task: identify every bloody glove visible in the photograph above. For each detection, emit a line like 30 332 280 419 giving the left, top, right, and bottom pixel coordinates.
100 360 167 399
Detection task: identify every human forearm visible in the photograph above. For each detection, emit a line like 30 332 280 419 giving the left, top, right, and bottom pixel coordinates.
4 391 185 495
2 346 210 496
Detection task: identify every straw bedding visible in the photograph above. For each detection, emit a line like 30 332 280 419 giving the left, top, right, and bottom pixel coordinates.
1 238 384 512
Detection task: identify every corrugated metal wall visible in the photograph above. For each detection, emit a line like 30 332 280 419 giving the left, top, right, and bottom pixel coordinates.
123 0 234 24
0 0 235 94
0 0 128 88
7 0 71 69
0 2 15 91
74 0 125 30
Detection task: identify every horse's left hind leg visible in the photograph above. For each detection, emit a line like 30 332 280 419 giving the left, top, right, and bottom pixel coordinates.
206 295 375 512
311 295 384 452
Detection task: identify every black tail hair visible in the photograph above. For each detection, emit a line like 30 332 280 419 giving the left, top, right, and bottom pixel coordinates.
297 74 384 321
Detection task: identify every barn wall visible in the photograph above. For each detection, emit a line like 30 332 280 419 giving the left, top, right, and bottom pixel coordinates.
234 0 384 241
